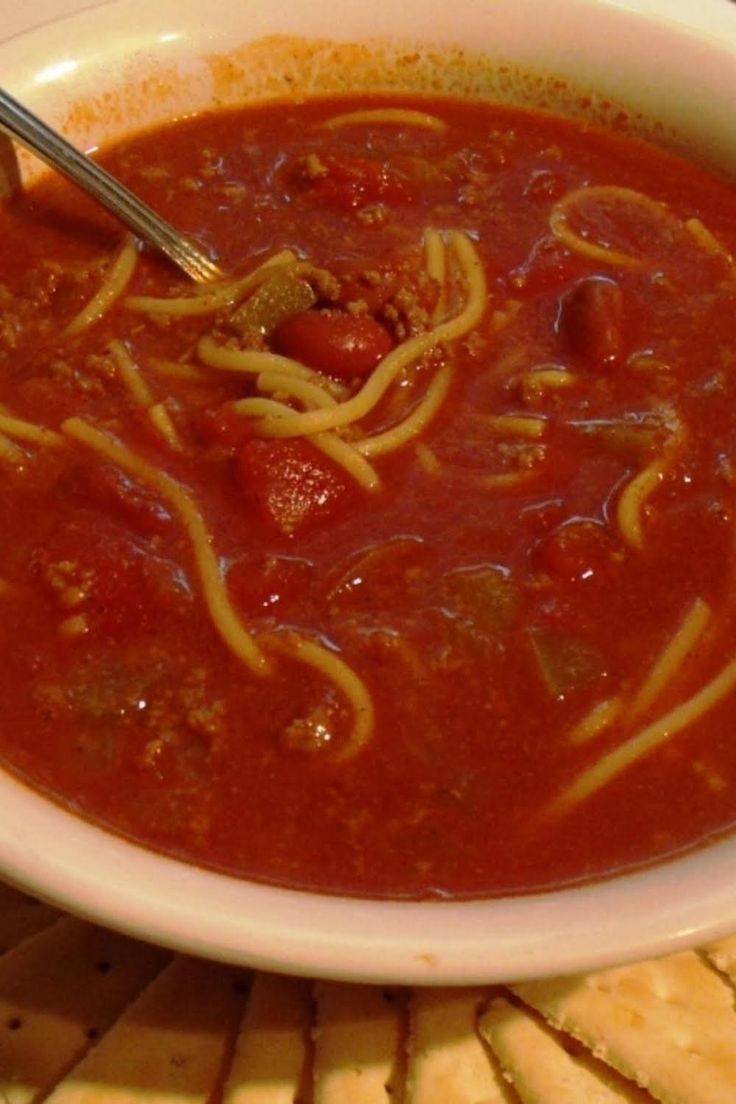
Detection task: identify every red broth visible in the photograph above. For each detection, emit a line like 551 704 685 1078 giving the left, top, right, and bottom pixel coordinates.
1 95 736 898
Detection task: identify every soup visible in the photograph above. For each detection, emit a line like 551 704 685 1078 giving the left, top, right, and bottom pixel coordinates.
0 93 735 898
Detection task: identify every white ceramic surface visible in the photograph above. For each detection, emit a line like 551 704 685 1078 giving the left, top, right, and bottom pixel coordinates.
1 0 736 984
0 0 103 41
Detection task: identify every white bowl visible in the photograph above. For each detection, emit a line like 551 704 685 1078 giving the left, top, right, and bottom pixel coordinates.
1 0 736 984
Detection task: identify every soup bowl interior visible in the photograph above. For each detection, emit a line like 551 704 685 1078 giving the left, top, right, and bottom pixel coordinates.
1 0 736 983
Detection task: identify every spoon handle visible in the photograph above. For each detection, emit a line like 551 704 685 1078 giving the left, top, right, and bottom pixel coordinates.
0 86 224 284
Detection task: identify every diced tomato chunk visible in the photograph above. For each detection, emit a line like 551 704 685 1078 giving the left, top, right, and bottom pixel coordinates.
236 438 356 536
305 154 416 209
275 309 393 379
535 518 618 582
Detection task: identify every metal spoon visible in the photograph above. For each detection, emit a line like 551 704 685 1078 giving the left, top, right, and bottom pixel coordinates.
0 85 224 284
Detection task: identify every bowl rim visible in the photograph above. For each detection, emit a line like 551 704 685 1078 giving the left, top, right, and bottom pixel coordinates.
2 0 736 984
6 762 736 985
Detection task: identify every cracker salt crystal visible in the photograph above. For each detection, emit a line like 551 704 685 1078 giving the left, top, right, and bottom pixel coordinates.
513 951 736 1104
312 981 403 1103
405 987 515 1103
479 995 653 1103
223 972 311 1104
0 917 169 1104
43 955 243 1104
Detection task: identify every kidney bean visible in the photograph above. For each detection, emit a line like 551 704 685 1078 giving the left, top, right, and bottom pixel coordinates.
559 276 624 368
275 309 393 379
536 518 617 582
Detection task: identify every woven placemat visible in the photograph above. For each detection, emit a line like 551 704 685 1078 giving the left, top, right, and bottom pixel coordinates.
1 880 735 1102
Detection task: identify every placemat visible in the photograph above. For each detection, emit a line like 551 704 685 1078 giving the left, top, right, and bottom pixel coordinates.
1 879 734 1102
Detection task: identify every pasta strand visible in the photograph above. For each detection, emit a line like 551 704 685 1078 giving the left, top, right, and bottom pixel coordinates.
312 430 381 493
61 417 269 676
631 597 711 720
230 396 380 491
487 414 546 439
616 459 665 550
0 413 64 448
481 467 543 490
66 238 138 336
109 339 154 406
198 339 315 381
684 217 735 271
568 697 623 746
556 648 736 811
617 411 683 550
0 432 25 463
323 108 446 131
264 634 374 760
415 442 443 476
124 250 296 316
148 358 208 383
549 185 660 269
255 371 338 411
357 365 453 458
148 403 184 452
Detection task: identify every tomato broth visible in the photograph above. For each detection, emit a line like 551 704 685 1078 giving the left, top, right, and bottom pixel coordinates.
1 95 736 898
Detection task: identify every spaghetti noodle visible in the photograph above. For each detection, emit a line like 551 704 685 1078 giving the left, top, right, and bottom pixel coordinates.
519 369 575 403
197 339 316 381
255 372 339 412
568 698 623 747
617 419 683 550
549 185 664 269
684 217 735 271
61 417 270 677
262 633 374 760
356 365 453 458
231 396 380 491
0 432 24 464
323 108 446 131
147 403 184 452
487 415 547 440
66 237 138 336
124 250 296 317
109 340 183 450
0 412 64 448
109 340 153 406
556 648 736 811
631 597 711 720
